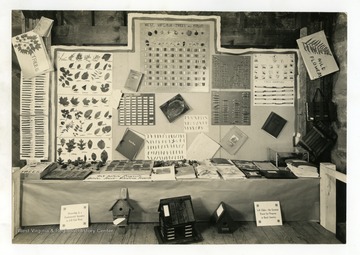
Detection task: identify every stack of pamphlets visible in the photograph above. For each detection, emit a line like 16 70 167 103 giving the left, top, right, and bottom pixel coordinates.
286 160 319 178
195 160 220 179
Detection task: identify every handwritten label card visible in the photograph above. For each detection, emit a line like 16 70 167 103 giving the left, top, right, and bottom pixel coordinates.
254 201 282 226
145 133 186 160
184 115 209 133
60 203 89 230
297 30 339 80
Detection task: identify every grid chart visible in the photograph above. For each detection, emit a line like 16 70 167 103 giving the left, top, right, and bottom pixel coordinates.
253 53 295 106
212 55 251 89
211 91 251 125
118 93 155 126
140 21 211 92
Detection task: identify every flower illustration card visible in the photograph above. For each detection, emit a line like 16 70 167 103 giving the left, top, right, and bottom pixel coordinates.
12 31 53 78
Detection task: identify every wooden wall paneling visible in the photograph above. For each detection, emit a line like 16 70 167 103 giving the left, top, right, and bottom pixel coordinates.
52 25 128 46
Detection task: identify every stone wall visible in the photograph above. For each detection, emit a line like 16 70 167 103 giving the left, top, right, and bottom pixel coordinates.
330 13 347 174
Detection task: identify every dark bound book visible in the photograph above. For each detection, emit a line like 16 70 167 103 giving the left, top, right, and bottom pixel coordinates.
260 169 298 179
116 128 145 160
261 112 287 138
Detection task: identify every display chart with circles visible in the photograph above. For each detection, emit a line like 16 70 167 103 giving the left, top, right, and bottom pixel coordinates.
138 19 213 92
212 55 251 89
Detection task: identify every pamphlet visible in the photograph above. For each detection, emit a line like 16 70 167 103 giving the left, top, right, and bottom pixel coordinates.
151 165 176 181
124 69 144 92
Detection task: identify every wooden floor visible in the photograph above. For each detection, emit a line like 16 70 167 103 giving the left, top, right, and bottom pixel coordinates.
12 221 343 244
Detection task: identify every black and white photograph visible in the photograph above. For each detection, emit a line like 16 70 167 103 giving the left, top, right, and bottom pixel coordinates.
1 1 359 255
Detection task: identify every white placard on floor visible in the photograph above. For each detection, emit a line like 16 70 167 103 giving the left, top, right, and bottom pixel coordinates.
254 201 283 226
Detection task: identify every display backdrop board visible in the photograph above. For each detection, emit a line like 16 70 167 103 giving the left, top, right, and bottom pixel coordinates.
50 13 298 162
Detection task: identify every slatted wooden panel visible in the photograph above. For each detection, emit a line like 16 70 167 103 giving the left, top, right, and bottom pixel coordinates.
13 222 342 244
50 11 302 47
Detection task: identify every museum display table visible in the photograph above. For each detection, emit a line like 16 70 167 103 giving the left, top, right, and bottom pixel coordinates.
21 178 320 226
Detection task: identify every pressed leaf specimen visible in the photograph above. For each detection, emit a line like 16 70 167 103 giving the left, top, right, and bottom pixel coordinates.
57 147 62 156
86 123 93 132
102 126 111 133
82 98 90 106
60 138 66 147
88 140 93 149
70 97 80 106
94 111 101 119
92 98 99 104
65 139 76 152
58 67 74 87
84 109 93 119
59 96 70 107
77 139 86 150
101 150 108 163
100 83 110 92
91 85 97 91
81 72 89 80
97 139 105 149
102 53 111 61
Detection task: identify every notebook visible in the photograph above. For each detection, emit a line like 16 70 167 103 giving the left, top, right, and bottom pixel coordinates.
116 128 145 160
261 112 287 138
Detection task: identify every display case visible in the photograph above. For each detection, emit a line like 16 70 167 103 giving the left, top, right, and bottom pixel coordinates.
268 146 309 167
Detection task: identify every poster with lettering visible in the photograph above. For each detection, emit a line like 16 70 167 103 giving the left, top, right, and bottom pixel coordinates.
12 31 53 78
297 30 339 80
59 203 89 230
254 201 283 226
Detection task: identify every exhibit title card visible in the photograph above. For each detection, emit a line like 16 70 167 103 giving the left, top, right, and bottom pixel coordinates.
137 16 212 92
297 30 339 80
145 133 186 160
60 203 89 230
254 201 283 226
